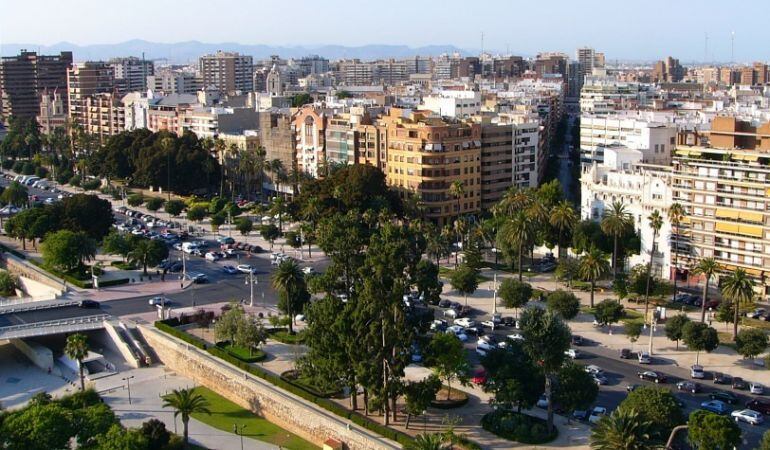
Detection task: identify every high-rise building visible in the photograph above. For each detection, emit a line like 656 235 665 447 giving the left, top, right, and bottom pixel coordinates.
82 93 125 141
109 57 154 93
652 56 685 83
0 50 72 125
753 62 768 85
576 47 596 78
198 51 254 93
292 55 329 77
534 53 568 80
67 61 116 132
147 68 201 95
579 115 677 166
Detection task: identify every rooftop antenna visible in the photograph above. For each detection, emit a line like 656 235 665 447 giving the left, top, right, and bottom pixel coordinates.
704 32 708 64
480 32 484 56
730 31 735 65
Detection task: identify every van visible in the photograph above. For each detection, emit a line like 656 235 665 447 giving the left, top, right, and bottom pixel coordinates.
181 242 201 254
23 176 40 186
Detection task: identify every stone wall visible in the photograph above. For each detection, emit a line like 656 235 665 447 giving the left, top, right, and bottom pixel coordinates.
138 324 401 450
4 253 66 294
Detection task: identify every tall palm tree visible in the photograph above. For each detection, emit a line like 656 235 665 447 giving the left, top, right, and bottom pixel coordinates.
496 187 531 216
579 247 610 307
64 333 89 391
253 147 267 202
501 211 532 281
162 388 211 447
268 159 285 197
448 180 464 223
720 268 755 338
127 239 159 275
643 210 663 324
213 138 226 196
692 257 719 323
590 408 651 450
453 216 469 267
667 203 685 298
550 200 577 259
600 201 633 280
271 259 305 334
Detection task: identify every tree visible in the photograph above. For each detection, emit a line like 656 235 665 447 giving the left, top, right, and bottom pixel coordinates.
214 303 244 343
667 203 685 300
499 211 533 281
554 362 599 420
272 259 309 333
642 210 663 327
664 314 690 350
617 386 685 441
519 307 571 433
720 268 755 338
61 194 114 240
235 316 267 356
1 181 29 208
590 407 652 450
0 270 18 296
625 321 643 348
498 278 531 317
235 217 253 235
403 375 441 429
481 343 544 413
164 199 185 217
715 300 735 329
600 201 633 279
127 238 168 275
145 197 164 212
760 430 770 450
139 418 171 450
65 333 89 391
73 402 118 447
449 263 478 306
185 204 207 222
101 231 131 262
687 410 741 450
91 424 149 449
426 333 469 400
161 388 211 446
260 223 280 249
127 193 144 207
734 328 768 360
414 260 442 305
291 93 313 107
448 180 464 224
594 299 624 331
613 272 630 300
209 212 225 231
579 247 610 307
550 200 577 259
555 256 580 288
546 290 581 320
0 402 75 450
41 230 96 272
692 257 719 323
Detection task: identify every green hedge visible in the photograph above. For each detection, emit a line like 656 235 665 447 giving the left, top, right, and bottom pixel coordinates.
481 410 558 444
98 278 130 288
214 342 266 363
154 322 413 445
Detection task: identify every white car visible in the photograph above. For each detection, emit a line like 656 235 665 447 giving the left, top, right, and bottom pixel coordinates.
588 406 608 424
638 352 651 364
750 383 765 395
204 252 220 262
476 339 496 354
454 318 476 328
585 365 604 376
236 264 255 274
690 365 705 379
731 409 764 425
302 267 315 275
481 320 496 329
536 395 549 408
507 333 525 341
565 349 580 359
148 296 170 306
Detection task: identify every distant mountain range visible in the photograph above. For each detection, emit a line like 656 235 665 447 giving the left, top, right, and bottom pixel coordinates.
1 40 471 64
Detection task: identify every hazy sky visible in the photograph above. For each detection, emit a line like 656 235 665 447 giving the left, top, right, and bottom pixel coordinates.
1 0 769 61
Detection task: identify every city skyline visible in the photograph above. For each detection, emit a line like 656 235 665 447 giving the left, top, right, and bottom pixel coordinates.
2 0 770 62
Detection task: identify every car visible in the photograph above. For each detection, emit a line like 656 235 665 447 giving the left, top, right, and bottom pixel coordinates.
571 335 584 346
745 399 770 415
464 325 484 336
430 319 448 332
189 272 208 284
712 372 731 384
638 351 651 364
750 383 765 395
302 267 315 275
626 384 640 392
78 300 101 309
502 316 515 327
453 318 476 328
480 320 496 329
677 381 701 393
731 409 764 425
585 365 604 376
148 296 170 306
700 400 730 415
588 406 608 424
690 365 705 379
536 395 549 408
507 333 525 341
572 409 590 421
443 309 458 319
438 298 451 308
732 377 748 390
620 348 632 359
565 349 581 359
709 391 739 404
593 374 608 386
449 301 462 311
236 264 255 274
638 370 666 383
222 265 239 275
216 236 235 245
746 308 766 319
471 369 487 385
204 252 220 262
172 242 183 251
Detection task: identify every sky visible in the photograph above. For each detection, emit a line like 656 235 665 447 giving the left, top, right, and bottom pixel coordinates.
1 0 769 62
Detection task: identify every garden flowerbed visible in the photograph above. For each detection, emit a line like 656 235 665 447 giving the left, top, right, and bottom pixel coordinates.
216 341 266 363
481 410 558 444
430 386 469 409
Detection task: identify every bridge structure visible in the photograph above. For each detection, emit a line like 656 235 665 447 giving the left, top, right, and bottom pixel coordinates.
0 301 109 339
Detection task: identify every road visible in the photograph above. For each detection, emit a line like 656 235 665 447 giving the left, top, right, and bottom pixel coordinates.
556 114 578 204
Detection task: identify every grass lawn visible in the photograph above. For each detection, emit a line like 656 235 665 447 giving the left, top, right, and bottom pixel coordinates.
269 329 306 345
190 386 318 450
744 318 770 331
218 343 266 363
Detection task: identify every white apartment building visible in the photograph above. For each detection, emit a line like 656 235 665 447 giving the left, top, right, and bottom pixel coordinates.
580 115 678 166
580 146 674 278
421 90 482 118
580 77 645 114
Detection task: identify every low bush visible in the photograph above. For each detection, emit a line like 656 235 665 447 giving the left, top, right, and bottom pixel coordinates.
68 174 81 187
215 341 266 363
267 328 306 345
481 410 557 444
2 159 14 170
82 179 101 191
11 161 24 173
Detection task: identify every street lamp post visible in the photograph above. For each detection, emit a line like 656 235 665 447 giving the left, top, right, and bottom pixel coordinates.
245 271 257 307
647 310 659 355
490 273 499 315
233 424 246 450
121 375 135 405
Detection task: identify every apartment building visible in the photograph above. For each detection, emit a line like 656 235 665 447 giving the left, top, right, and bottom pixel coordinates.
652 57 685 83
580 115 677 166
67 61 116 131
293 106 327 178
421 90 482 118
82 93 125 142
180 106 259 139
579 77 644 114
147 68 201 95
146 93 199 134
109 57 154 93
198 51 253 93
0 50 72 125
672 117 770 299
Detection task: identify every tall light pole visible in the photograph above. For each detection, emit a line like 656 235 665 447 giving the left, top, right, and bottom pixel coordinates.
122 375 135 404
490 273 499 315
245 271 257 306
648 310 659 355
233 424 246 450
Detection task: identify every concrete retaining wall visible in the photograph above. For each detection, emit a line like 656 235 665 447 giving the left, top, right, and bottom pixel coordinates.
4 254 65 294
138 324 401 450
10 338 54 372
103 320 141 369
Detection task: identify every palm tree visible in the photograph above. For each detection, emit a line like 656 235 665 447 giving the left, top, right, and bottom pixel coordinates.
213 138 226 196
64 333 89 391
448 180 464 223
253 147 267 202
271 259 305 333
268 159 285 197
600 201 633 280
162 388 211 447
501 211 532 281
405 433 450 450
590 408 651 450
643 210 663 325
496 187 531 216
452 216 469 267
667 203 685 298
550 200 577 259
127 239 157 275
270 196 286 235
692 257 719 323
579 247 610 308
720 268 755 338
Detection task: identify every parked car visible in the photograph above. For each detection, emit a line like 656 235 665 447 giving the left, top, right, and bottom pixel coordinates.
430 319 448 332
709 391 739 404
747 308 766 319
638 351 651 364
638 370 666 383
626 384 640 392
588 406 608 424
189 272 208 284
471 369 487 385
750 383 765 395
454 318 476 328
712 372 731 385
204 252 220 262
620 348 632 359
700 400 730 415
78 300 101 309
745 399 770 415
677 381 701 393
222 265 239 275
571 335 584 346
236 264 255 274
502 316 515 327
507 333 525 341
302 267 315 275
690 364 705 379
148 296 170 306
481 320 496 329
732 377 748 390
438 298 451 308
593 373 608 386
536 395 549 409
565 349 581 359
731 409 764 425
585 365 604 376
167 261 183 273
216 236 235 245
572 409 590 421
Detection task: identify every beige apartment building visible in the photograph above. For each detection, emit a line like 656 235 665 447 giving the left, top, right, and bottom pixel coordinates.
82 93 125 142
673 117 770 299
67 61 115 133
198 51 253 93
